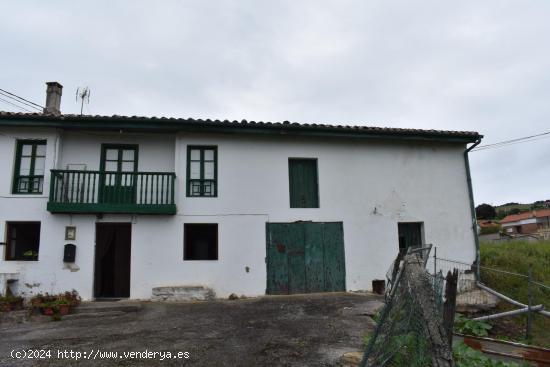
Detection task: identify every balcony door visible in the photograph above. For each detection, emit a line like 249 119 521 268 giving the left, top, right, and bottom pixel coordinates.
99 144 138 204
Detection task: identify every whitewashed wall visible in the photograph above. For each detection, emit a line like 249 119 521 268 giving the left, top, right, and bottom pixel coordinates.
0 129 476 300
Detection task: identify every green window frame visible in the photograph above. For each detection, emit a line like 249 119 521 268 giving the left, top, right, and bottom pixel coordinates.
12 140 47 194
186 146 217 197
288 158 319 208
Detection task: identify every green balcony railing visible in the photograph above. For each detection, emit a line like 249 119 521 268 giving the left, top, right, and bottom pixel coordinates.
47 169 177 214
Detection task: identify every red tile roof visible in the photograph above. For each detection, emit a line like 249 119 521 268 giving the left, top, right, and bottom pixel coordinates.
500 209 550 224
0 111 482 142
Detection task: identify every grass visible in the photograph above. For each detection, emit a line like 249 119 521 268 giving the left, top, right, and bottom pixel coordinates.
479 240 550 346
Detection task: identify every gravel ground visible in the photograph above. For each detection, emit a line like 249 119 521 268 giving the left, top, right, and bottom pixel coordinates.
0 292 382 367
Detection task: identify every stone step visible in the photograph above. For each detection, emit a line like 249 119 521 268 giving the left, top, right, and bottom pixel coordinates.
73 302 142 314
152 286 215 301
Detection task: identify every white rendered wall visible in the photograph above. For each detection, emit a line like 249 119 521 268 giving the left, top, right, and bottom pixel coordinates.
0 129 476 300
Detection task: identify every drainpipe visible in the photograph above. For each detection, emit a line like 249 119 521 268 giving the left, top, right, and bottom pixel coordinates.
464 137 482 280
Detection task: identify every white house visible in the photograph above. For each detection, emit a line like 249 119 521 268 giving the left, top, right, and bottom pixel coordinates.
0 82 482 300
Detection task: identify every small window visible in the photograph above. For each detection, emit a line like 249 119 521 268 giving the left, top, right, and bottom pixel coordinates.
184 224 218 260
288 158 319 208
397 222 423 255
5 222 41 261
186 146 217 197
12 140 47 194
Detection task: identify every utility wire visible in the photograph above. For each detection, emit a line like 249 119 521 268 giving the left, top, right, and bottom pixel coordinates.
0 88 44 111
0 97 35 112
0 91 42 112
471 130 550 152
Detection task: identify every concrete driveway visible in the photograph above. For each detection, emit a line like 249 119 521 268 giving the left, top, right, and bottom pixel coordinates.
0 293 382 366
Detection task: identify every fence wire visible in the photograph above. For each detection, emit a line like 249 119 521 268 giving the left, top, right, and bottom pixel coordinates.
362 250 453 367
434 254 550 347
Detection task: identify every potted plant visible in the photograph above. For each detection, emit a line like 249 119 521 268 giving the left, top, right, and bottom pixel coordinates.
56 299 71 316
22 250 38 261
40 301 56 316
29 294 45 314
0 296 24 312
62 290 81 307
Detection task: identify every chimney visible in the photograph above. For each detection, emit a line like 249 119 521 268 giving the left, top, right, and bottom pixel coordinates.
43 82 63 115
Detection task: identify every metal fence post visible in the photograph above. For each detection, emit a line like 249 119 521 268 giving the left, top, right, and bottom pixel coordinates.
434 247 437 275
526 265 533 341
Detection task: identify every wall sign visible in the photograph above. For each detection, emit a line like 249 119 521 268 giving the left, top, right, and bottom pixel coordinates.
65 226 76 240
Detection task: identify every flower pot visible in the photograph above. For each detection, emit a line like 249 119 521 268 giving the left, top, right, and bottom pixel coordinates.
42 307 54 316
58 305 70 316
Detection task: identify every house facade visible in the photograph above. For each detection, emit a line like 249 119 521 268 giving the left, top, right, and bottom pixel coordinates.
0 83 481 300
500 209 550 235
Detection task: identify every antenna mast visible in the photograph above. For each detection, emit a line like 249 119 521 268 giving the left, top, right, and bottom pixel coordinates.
75 87 91 115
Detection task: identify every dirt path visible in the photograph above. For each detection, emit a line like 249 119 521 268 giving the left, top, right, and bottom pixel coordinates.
0 293 381 366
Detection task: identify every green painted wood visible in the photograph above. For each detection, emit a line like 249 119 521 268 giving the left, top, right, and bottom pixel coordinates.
287 224 306 294
47 202 177 214
304 222 325 293
12 140 47 194
186 145 218 197
288 159 319 208
266 223 290 295
266 222 345 295
322 222 346 292
47 170 176 215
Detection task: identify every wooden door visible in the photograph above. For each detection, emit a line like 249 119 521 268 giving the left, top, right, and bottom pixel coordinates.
266 222 345 294
99 145 138 204
94 223 131 298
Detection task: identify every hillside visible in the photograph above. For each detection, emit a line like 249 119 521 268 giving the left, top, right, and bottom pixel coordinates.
494 200 549 219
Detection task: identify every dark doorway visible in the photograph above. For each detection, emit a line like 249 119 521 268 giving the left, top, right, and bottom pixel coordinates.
398 222 423 255
94 223 131 298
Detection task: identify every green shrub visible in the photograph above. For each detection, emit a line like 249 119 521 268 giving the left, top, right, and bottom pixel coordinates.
453 341 530 367
454 314 492 337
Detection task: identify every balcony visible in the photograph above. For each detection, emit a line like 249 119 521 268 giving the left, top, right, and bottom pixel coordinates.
47 170 177 214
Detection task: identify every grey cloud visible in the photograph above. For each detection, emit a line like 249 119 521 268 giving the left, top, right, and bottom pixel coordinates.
1 0 549 204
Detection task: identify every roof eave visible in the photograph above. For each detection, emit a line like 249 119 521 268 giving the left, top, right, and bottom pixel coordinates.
0 116 482 144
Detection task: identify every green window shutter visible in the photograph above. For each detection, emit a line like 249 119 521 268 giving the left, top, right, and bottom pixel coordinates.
186 146 217 197
12 140 47 194
289 158 319 208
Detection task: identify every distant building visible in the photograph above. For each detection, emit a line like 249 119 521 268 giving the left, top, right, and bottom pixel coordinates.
500 209 550 235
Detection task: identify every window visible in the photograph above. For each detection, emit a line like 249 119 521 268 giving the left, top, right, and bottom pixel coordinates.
288 158 319 208
186 146 217 197
184 224 218 260
397 222 424 255
12 140 46 194
5 222 41 261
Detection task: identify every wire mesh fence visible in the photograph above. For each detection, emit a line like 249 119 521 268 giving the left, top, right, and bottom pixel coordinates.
432 251 550 347
362 249 453 367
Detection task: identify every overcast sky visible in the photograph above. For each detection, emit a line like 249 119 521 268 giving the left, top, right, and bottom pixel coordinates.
1 1 549 206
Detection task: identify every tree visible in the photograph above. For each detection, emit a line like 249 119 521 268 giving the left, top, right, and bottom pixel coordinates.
476 204 496 219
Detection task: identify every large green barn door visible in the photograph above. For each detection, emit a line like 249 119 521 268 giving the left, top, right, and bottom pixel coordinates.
266 222 345 295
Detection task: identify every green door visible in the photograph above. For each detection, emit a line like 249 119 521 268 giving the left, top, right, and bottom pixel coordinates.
266 222 345 295
99 145 138 204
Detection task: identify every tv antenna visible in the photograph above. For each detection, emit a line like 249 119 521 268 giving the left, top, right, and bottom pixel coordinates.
75 87 91 115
